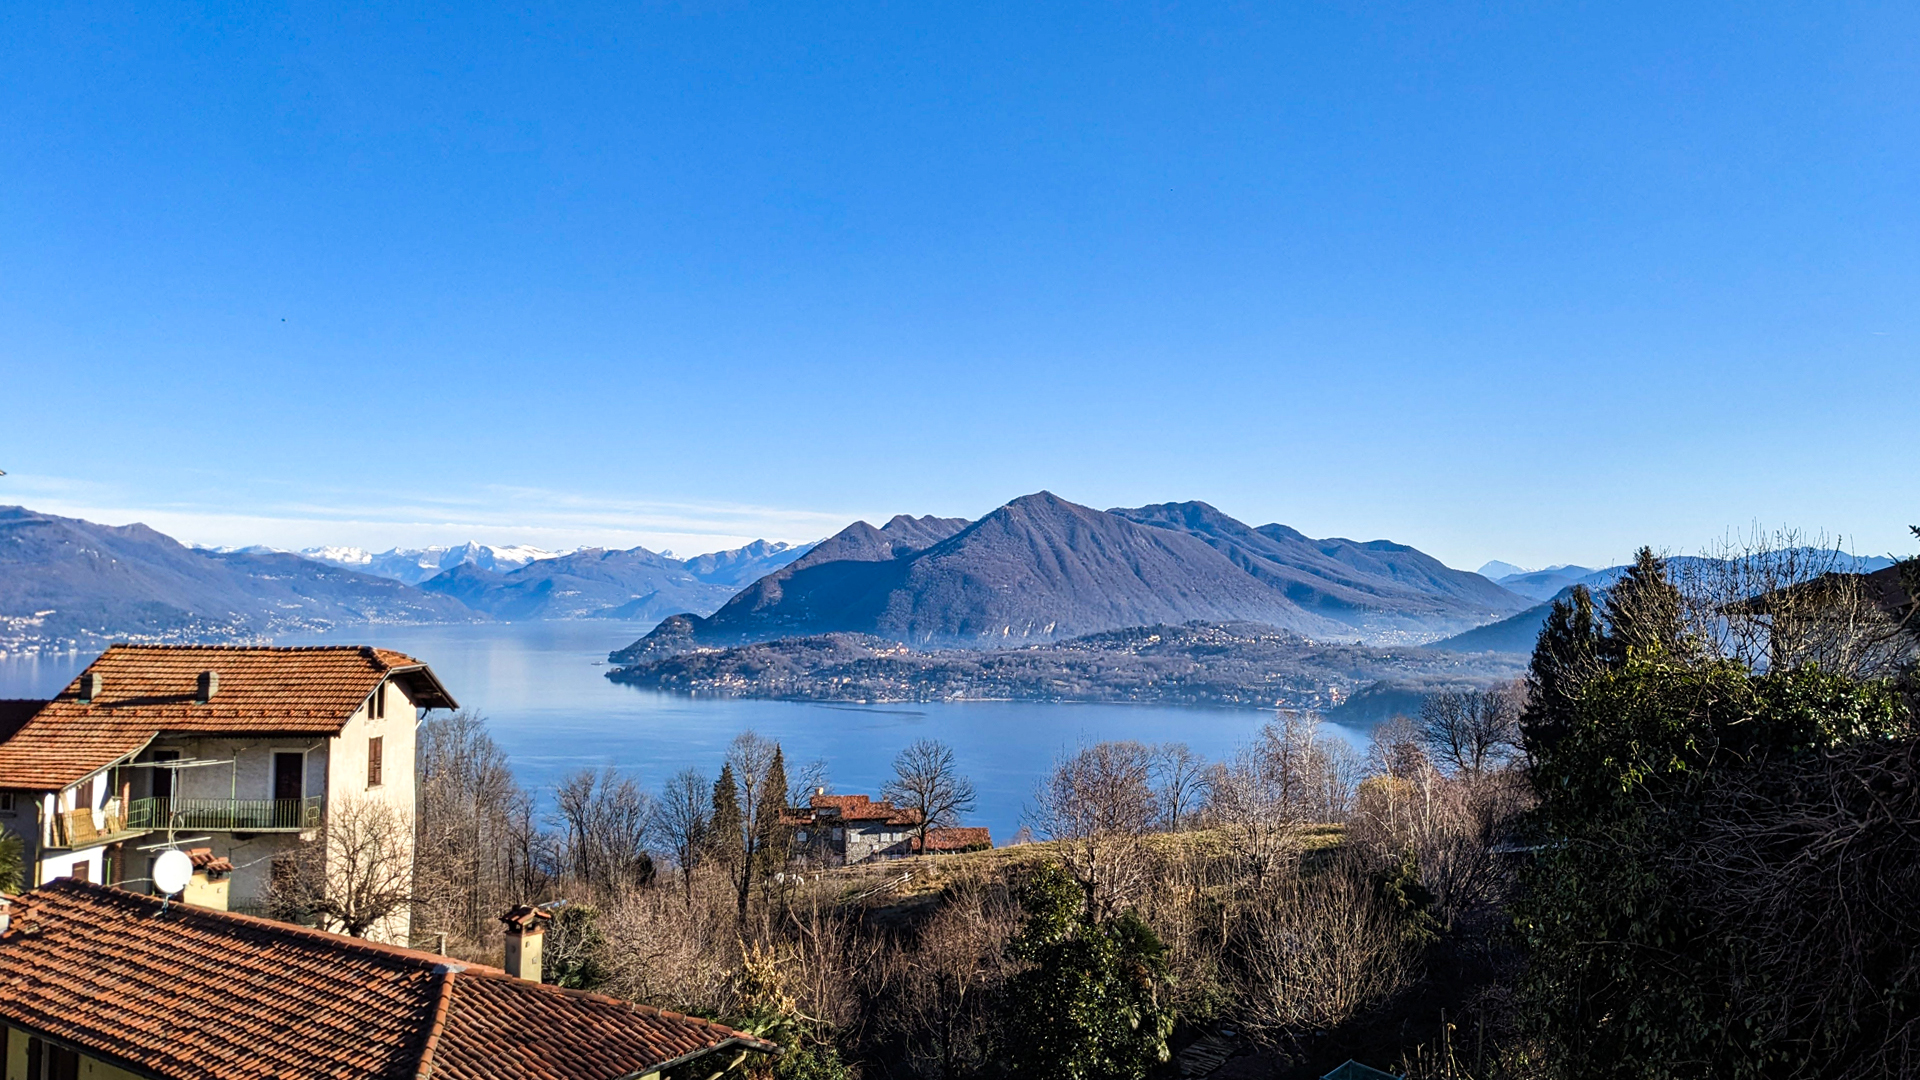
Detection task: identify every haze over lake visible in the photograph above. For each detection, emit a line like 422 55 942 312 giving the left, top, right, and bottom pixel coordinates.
0 621 1364 843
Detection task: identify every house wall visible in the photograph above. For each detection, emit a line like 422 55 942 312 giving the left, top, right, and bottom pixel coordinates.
4 1027 146 1080
843 824 913 863
0 792 38 881
324 679 419 944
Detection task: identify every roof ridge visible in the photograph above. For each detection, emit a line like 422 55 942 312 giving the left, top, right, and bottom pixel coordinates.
413 970 458 1079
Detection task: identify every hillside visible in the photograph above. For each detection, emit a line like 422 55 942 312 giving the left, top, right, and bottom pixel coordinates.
619 493 1529 653
607 620 1523 710
0 506 480 652
1110 501 1527 638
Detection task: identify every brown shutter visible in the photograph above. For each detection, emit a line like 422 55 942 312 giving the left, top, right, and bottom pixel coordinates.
368 736 384 788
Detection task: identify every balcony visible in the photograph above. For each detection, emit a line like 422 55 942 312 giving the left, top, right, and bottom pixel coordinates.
127 796 324 834
44 805 148 850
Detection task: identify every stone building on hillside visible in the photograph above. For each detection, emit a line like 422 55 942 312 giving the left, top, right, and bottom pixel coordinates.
786 791 992 865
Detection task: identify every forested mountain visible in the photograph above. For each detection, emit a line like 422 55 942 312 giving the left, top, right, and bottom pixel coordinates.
0 506 479 652
620 492 1531 653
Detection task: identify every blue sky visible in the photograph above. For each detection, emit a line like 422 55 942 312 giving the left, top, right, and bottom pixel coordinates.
2 1 1914 569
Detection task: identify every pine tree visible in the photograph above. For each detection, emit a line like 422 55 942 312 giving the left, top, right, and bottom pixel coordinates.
1522 583 1604 759
756 745 792 883
710 763 744 873
1599 546 1691 666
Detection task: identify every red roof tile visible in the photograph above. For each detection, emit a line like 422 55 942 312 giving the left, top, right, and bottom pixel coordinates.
0 880 772 1080
913 827 993 853
808 793 922 825
0 645 456 788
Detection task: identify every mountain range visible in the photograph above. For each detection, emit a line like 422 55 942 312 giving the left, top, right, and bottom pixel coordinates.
617 492 1532 656
0 506 481 652
416 540 811 622
299 543 567 584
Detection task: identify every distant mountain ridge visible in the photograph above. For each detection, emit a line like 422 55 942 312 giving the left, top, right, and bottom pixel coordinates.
1431 552 1899 654
619 492 1531 654
301 543 568 584
417 539 814 622
0 506 480 652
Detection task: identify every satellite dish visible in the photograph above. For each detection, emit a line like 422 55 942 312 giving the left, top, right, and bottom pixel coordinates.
153 849 194 896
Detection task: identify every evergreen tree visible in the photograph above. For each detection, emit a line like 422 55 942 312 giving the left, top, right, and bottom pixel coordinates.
757 745 792 882
710 763 744 872
1522 583 1604 759
1599 546 1692 666
999 862 1174 1080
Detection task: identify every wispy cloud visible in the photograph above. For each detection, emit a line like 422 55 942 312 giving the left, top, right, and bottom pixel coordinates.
2 473 861 556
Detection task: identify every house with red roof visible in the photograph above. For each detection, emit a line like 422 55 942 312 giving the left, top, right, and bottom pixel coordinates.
0 645 456 942
786 791 992 865
0 879 773 1080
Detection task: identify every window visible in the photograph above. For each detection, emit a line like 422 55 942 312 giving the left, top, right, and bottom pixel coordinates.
369 682 386 720
367 736 384 788
0 791 14 815
68 862 90 883
73 777 93 810
150 749 180 800
28 1037 81 1080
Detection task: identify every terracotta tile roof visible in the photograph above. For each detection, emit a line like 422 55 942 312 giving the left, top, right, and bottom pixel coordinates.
913 827 993 853
0 645 457 789
0 880 773 1080
807 793 923 825
185 847 233 876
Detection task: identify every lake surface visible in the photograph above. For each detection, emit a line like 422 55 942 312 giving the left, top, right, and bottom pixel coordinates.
0 622 1367 843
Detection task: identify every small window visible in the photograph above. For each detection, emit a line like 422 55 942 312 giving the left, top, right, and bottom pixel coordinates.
0 791 14 814
369 683 386 720
73 777 94 810
368 736 384 788
69 862 91 883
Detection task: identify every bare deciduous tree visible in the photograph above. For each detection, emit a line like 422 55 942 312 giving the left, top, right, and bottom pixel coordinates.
1152 742 1210 831
652 767 710 907
553 767 655 897
273 796 415 939
415 711 533 951
1029 740 1159 912
883 738 977 853
1679 527 1919 679
1418 683 1522 777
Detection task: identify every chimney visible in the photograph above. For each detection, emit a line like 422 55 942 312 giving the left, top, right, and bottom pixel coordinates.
499 905 554 982
77 672 102 704
195 671 219 704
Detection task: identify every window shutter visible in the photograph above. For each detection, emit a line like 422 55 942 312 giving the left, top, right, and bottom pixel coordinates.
368 736 384 788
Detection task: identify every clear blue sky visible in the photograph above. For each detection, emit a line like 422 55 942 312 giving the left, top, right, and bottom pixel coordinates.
2 2 1914 569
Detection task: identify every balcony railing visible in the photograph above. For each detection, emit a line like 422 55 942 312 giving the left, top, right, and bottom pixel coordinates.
45 806 147 850
127 796 324 833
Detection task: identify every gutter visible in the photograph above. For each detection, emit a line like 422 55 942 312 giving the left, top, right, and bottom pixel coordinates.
620 1035 781 1080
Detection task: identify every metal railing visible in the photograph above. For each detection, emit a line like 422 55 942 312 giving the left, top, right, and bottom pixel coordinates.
127 795 324 833
45 806 146 850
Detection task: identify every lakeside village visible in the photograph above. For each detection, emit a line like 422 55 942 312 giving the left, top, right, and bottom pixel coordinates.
0 547 1915 1080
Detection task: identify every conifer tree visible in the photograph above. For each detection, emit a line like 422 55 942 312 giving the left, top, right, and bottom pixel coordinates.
1599 546 1691 666
1522 583 1604 759
710 763 744 873
756 745 792 882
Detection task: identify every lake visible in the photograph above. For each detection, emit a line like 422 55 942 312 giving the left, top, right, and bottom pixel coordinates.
0 622 1368 843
